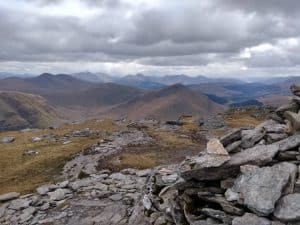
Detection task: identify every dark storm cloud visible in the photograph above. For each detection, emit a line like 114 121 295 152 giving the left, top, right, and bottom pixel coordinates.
1 0 300 74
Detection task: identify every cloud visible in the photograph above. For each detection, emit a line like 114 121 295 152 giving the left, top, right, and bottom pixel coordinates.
0 0 300 77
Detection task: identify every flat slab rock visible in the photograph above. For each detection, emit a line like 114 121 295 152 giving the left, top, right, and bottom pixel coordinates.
180 139 231 181
226 162 297 216
274 194 300 222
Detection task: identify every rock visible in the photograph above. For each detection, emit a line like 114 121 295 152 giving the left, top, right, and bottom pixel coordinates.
1 136 15 143
161 173 179 184
0 203 8 218
232 213 272 225
109 173 127 181
257 120 287 133
136 169 152 177
266 133 288 143
274 194 300 222
9 198 32 210
226 143 279 167
226 162 297 216
36 185 50 195
58 180 69 188
276 102 299 118
291 84 300 97
19 206 36 223
109 193 123 201
32 137 42 142
241 129 265 149
0 192 20 202
220 128 241 146
276 134 300 152
143 195 152 210
284 111 300 132
226 140 241 153
200 208 233 224
47 188 71 201
197 195 244 216
180 139 231 181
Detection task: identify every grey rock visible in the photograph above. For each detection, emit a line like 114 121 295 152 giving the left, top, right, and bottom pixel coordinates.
200 208 233 224
0 192 20 202
241 129 265 149
9 198 32 210
274 194 300 222
143 195 152 210
226 143 279 167
36 185 50 195
109 193 123 201
276 134 300 152
291 84 300 97
226 162 296 216
220 128 241 146
47 188 71 201
109 173 127 181
266 133 288 143
136 169 152 177
232 213 271 225
0 203 8 218
276 101 299 118
257 120 287 134
1 136 15 143
162 173 179 184
284 111 300 132
180 139 231 181
32 136 42 142
225 140 241 153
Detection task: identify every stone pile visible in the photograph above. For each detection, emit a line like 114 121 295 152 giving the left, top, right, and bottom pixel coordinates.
0 169 152 225
142 85 300 225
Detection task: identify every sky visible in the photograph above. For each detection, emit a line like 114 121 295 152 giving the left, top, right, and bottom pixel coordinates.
1 0 300 78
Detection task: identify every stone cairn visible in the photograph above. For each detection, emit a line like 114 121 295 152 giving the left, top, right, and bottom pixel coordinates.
143 85 300 225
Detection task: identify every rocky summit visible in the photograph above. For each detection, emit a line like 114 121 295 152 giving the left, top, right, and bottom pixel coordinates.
1 86 300 225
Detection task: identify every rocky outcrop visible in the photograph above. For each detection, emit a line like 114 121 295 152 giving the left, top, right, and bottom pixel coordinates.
141 85 300 225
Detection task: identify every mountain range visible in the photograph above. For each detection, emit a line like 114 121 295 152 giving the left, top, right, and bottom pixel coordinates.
0 72 298 130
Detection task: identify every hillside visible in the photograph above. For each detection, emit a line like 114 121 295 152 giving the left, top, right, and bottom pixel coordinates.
107 84 225 120
0 73 95 94
0 92 60 130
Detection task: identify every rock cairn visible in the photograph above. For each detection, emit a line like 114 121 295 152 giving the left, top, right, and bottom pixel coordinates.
143 85 300 225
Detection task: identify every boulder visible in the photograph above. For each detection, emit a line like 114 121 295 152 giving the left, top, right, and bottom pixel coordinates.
274 194 300 222
225 163 297 216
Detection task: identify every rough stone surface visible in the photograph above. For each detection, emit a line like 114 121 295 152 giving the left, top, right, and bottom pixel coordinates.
226 162 296 216
232 213 271 225
274 194 300 222
0 192 20 202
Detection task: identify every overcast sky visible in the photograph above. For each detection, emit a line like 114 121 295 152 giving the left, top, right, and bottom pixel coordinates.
1 0 300 78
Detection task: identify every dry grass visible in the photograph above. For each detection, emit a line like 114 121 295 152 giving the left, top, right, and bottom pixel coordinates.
224 110 267 128
110 152 158 170
0 119 120 194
